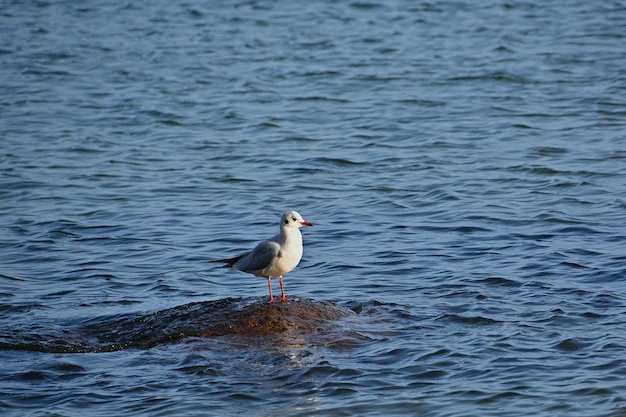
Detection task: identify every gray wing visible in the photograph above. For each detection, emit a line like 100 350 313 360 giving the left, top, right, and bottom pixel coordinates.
233 240 280 274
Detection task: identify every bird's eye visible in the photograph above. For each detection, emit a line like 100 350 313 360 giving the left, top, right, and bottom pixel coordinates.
291 216 297 222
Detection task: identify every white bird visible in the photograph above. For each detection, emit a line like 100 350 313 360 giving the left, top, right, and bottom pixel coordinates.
211 211 313 303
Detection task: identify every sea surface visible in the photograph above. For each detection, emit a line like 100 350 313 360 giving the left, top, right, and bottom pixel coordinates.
2 0 626 416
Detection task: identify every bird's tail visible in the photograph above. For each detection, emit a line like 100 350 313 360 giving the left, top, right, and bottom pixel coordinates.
209 254 246 268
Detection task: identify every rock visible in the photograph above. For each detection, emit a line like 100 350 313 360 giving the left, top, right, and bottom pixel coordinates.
199 297 356 337
2 298 358 353
83 297 357 351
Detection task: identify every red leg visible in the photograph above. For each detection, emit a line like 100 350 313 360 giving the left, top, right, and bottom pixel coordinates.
279 276 289 302
267 278 275 303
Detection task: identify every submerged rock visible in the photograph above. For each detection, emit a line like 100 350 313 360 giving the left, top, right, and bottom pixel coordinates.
89 297 358 351
200 297 356 337
1 298 358 353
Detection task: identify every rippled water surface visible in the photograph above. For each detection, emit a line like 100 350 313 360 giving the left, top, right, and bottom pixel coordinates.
2 0 626 416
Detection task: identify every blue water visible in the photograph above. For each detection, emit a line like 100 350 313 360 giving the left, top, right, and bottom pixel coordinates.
2 0 626 415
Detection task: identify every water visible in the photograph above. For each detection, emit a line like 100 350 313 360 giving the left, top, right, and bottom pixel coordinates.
2 0 626 415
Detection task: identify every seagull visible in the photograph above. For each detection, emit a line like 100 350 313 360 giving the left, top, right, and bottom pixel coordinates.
211 211 313 303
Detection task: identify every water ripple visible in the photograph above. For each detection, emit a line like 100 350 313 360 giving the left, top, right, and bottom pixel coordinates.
2 0 626 416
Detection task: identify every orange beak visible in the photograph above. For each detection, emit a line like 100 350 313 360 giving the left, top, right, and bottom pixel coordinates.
300 221 313 227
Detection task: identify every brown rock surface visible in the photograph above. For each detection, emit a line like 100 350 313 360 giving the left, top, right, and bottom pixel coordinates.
3 298 358 353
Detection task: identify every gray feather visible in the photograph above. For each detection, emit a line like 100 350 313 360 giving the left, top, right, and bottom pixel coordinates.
233 240 280 274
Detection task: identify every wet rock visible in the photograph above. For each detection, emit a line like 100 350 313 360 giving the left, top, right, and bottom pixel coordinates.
199 297 356 337
2 298 357 353
100 297 357 350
